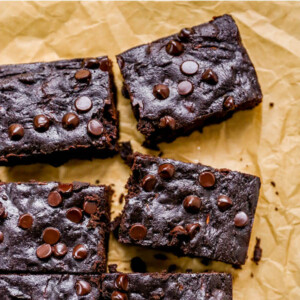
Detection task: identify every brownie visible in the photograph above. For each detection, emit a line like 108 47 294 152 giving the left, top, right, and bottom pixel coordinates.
117 153 261 265
0 57 119 166
101 272 232 299
0 181 111 273
0 274 101 299
116 14 262 145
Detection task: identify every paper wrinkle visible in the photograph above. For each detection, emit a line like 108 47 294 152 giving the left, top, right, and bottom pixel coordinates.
0 2 299 299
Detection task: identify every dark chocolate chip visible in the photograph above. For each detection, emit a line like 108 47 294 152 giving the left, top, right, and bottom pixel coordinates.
83 201 97 215
115 274 129 291
158 116 176 130
99 57 111 72
178 80 193 96
183 195 202 213
48 191 62 207
223 96 235 110
170 225 188 236
75 96 93 113
87 119 103 136
111 291 128 300
8 124 24 140
158 163 175 179
84 58 99 69
36 244 52 259
42 227 60 245
199 171 215 188
72 244 88 260
58 183 73 194
142 174 157 192
0 231 3 243
129 224 147 240
166 40 184 56
18 213 33 229
234 211 248 227
52 243 68 257
75 69 91 82
66 207 83 223
178 28 194 41
201 69 218 84
130 256 147 273
75 280 92 296
186 223 201 239
217 195 233 211
153 84 170 100
62 113 79 130
180 60 198 75
33 115 50 132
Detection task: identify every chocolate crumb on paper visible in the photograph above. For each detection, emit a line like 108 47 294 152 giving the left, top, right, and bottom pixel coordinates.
252 237 262 265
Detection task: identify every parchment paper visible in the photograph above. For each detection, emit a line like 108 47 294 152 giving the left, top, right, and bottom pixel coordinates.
0 1 299 299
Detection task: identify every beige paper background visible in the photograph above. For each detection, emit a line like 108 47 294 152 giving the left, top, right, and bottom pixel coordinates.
0 1 299 299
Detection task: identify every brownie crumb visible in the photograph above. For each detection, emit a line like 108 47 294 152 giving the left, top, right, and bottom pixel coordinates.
95 179 100 184
118 193 124 204
108 264 118 273
154 253 168 260
186 269 193 273
158 151 164 157
167 264 177 273
201 257 212 266
240 158 243 161
250 272 254 278
232 264 242 269
275 207 278 211
131 257 147 273
270 181 276 187
252 237 262 265
275 191 279 195
120 141 134 167
269 102 274 108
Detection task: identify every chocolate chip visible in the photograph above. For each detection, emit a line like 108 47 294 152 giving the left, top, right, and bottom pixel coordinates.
75 280 92 296
66 207 82 223
130 256 147 273
33 115 50 132
83 201 97 215
223 96 235 110
129 224 147 240
183 195 202 213
73 244 88 260
18 213 33 229
180 60 199 75
84 58 99 69
178 28 194 41
36 244 52 259
185 223 201 239
52 243 68 257
234 211 248 227
0 231 4 243
142 174 157 192
201 69 218 84
87 119 103 136
153 84 169 100
99 57 111 72
58 183 73 194
42 227 60 245
8 124 24 140
62 113 79 130
217 195 232 211
48 191 62 207
158 116 176 130
117 56 125 69
199 171 215 188
158 163 175 179
115 274 129 291
170 225 188 236
75 96 93 113
111 291 128 300
75 69 91 82
178 80 193 96
166 40 184 56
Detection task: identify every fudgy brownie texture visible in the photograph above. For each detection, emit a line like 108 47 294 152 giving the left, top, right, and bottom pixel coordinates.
118 153 261 265
101 272 232 300
116 14 262 145
0 274 101 299
0 57 119 166
0 181 111 273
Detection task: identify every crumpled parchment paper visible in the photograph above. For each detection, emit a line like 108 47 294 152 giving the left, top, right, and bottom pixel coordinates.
0 1 299 299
